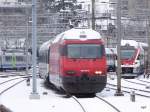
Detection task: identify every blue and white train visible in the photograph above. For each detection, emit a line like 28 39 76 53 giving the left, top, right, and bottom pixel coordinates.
0 48 32 71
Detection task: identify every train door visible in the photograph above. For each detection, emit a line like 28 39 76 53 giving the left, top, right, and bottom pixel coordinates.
1 53 4 70
16 54 24 70
136 49 145 75
11 53 16 69
0 54 2 71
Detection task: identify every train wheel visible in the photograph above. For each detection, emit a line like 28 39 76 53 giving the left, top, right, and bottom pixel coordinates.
0 68 2 71
44 75 53 88
45 75 50 84
59 87 66 94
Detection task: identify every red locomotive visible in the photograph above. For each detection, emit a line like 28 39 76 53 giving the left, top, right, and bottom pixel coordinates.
39 28 107 94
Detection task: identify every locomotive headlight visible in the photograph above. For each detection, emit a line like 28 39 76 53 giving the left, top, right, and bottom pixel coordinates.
95 71 102 75
66 70 76 75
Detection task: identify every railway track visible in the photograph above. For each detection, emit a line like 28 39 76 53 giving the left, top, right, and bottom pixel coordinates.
0 71 27 77
106 86 150 98
0 76 29 85
0 76 28 95
70 95 121 112
71 96 87 112
122 79 146 86
107 83 150 98
95 95 121 112
136 78 150 84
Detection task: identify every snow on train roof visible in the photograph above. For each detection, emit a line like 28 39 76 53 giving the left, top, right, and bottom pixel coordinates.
121 40 138 46
121 40 148 49
139 42 148 47
53 28 102 43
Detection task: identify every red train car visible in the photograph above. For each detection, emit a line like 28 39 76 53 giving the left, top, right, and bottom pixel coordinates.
42 28 107 94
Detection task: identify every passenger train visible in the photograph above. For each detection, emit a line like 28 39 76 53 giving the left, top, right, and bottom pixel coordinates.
39 28 107 94
120 40 147 77
0 48 32 71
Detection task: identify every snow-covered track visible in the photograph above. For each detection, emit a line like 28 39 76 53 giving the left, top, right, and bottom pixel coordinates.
70 95 121 112
106 86 150 98
0 79 26 95
107 83 150 98
0 76 29 95
136 79 150 84
95 96 121 112
0 76 29 85
71 96 87 112
107 83 150 93
123 79 146 86
0 71 27 77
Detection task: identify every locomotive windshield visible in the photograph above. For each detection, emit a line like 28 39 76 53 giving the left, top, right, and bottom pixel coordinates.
121 49 135 59
67 44 104 58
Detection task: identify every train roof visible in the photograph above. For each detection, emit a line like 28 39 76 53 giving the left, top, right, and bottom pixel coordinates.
139 42 148 47
53 28 102 43
39 39 53 51
121 40 148 49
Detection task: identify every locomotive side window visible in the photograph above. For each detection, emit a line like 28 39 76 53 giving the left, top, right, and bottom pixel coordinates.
16 56 24 61
60 45 67 56
67 44 103 58
5 56 12 61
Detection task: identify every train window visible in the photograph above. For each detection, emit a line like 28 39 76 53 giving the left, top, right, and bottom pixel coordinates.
39 49 50 63
67 44 103 58
137 55 140 60
121 49 135 59
60 45 67 56
137 54 143 60
16 56 24 61
5 56 12 61
67 45 80 58
101 45 105 56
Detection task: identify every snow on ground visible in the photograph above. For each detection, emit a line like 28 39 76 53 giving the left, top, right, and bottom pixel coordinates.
0 73 150 112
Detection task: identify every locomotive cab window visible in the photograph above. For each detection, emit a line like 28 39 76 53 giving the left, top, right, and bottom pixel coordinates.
67 44 104 58
121 49 135 59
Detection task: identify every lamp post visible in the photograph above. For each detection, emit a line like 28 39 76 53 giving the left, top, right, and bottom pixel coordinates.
91 0 95 30
99 0 123 96
29 0 40 99
25 17 29 77
114 0 124 96
26 17 32 76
